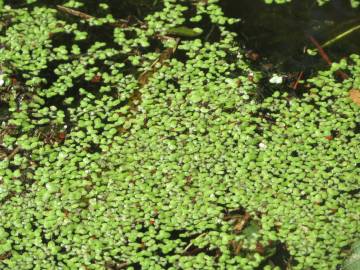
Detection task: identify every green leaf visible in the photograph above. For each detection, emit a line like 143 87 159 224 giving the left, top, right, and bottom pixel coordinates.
167 26 203 37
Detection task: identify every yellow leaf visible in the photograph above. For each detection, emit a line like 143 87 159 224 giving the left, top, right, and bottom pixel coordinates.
349 89 360 106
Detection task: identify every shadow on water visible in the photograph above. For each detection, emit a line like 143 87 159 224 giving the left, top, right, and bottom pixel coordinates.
221 0 360 73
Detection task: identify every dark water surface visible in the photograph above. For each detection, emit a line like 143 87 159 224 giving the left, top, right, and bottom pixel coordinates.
2 0 359 103
221 0 360 73
6 0 359 74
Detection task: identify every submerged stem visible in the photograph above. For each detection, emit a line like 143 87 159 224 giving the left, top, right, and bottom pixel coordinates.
321 24 360 48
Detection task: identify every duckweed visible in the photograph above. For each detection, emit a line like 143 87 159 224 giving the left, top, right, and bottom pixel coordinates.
0 0 359 269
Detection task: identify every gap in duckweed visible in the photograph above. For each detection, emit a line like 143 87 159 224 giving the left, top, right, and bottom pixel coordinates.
221 0 360 98
222 0 360 72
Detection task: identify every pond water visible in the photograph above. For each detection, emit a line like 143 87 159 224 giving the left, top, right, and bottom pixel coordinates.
0 1 359 269
6 0 359 76
1 0 359 120
221 0 360 73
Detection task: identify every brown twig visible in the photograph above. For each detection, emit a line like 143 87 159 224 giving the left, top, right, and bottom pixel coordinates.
292 71 304 90
233 212 251 232
57 5 94 20
308 35 332 65
56 5 128 27
307 35 349 80
6 145 21 160
138 38 180 86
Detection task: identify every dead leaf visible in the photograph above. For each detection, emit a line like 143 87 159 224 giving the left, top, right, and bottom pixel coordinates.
349 89 360 106
233 212 251 233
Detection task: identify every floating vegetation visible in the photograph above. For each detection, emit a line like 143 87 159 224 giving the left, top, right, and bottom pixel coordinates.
0 0 359 269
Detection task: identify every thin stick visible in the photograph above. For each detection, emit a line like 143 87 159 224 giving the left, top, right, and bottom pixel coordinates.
182 233 207 253
293 71 304 90
57 5 93 20
6 145 20 160
138 38 180 86
321 24 360 49
205 24 215 42
307 35 349 80
56 5 128 26
308 35 332 65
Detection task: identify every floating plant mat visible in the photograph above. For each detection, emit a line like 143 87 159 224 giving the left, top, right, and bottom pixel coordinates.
0 1 359 270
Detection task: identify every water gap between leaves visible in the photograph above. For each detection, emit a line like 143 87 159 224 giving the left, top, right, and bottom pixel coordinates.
221 0 360 97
